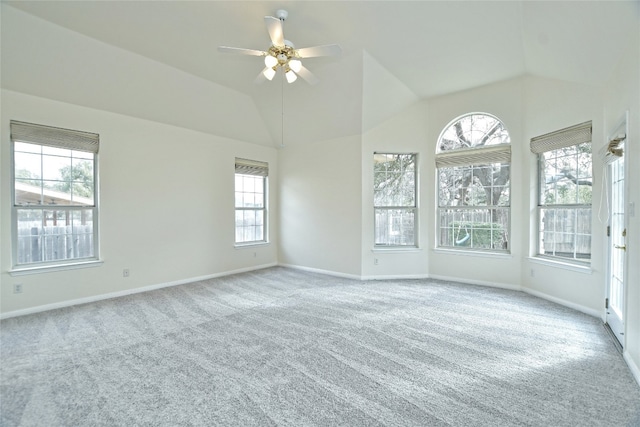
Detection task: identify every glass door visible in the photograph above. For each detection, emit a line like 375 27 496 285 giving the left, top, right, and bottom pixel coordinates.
606 142 626 346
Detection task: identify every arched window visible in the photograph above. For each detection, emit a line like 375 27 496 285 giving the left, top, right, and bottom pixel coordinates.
436 113 511 252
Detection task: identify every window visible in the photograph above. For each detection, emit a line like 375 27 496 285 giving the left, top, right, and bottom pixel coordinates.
235 158 268 244
11 121 99 267
436 113 511 252
532 121 592 263
374 153 417 247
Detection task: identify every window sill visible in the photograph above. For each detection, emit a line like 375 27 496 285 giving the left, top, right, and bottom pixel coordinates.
528 256 592 274
9 259 104 276
235 242 270 249
433 248 512 259
372 247 422 253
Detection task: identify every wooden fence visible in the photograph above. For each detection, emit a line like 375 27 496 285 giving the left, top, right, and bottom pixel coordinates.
17 225 94 264
540 208 591 259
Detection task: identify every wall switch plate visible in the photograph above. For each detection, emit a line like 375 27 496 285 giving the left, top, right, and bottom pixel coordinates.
123 269 130 277
14 284 23 293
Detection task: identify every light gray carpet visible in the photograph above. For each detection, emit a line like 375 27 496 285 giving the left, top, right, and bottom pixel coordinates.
1 267 639 426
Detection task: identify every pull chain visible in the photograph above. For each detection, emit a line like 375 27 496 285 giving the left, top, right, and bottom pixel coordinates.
281 73 285 148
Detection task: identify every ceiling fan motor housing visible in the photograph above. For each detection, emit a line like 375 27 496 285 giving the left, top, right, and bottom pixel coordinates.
268 44 296 66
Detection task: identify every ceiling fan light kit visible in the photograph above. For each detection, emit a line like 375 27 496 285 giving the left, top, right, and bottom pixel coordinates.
218 9 341 85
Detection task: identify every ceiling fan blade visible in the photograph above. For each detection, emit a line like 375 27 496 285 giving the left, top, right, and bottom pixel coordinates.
265 16 284 47
254 69 268 84
218 46 266 56
296 65 319 85
255 67 278 84
296 44 342 59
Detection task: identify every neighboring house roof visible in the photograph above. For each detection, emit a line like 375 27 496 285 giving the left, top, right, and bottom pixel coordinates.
15 181 93 207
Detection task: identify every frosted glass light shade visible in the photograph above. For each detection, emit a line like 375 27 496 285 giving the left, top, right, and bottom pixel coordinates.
289 59 302 73
264 55 278 68
285 70 297 83
263 67 276 81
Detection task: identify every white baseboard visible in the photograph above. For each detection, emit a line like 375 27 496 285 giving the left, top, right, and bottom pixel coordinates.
361 273 430 280
0 262 277 320
278 263 362 281
427 274 522 292
624 351 640 387
522 288 601 318
280 263 429 281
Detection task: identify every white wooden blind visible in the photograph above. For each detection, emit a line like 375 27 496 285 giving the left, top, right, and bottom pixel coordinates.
10 120 99 153
235 158 269 177
435 144 511 168
530 121 591 154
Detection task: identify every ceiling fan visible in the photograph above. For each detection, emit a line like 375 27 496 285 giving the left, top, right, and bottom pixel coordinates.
218 9 341 85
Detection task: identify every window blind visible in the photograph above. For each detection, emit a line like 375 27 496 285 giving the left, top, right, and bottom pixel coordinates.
235 158 268 177
10 120 99 154
599 134 625 165
530 121 591 154
435 144 511 168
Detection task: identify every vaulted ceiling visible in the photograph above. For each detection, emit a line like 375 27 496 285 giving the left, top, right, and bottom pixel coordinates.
2 1 638 147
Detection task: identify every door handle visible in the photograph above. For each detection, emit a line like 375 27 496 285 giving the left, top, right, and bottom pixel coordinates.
614 244 626 251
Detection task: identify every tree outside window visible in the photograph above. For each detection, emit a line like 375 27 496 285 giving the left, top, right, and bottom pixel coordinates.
436 114 511 251
374 153 417 247
538 142 592 261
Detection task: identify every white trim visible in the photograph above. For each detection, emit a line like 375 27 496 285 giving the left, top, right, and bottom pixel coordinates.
234 242 270 249
427 273 521 291
522 288 600 318
0 262 277 320
623 351 640 387
433 248 512 259
528 256 592 274
362 273 430 281
371 247 423 253
9 259 104 276
278 263 361 281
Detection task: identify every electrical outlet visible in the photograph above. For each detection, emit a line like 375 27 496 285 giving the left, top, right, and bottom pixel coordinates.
253 252 257 258
374 258 379 265
530 268 535 278
13 283 23 294
123 269 130 278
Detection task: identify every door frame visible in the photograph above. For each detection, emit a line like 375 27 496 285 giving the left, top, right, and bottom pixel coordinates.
605 112 629 348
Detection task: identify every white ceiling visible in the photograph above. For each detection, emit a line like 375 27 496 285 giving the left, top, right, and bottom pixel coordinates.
3 1 639 147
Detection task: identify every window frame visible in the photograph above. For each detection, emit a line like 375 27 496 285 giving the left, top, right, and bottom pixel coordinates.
435 113 511 253
234 158 268 246
10 121 100 272
436 163 511 252
373 152 418 248
535 141 592 264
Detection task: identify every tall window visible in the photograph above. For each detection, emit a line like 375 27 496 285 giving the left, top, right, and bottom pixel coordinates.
11 121 99 267
235 158 268 244
436 113 511 252
374 153 417 247
531 121 592 263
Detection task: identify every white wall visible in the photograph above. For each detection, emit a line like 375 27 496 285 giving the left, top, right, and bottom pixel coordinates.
602 31 640 378
1 4 272 147
361 51 419 134
1 90 278 315
278 135 362 277
361 101 430 279
426 78 525 289
521 76 604 314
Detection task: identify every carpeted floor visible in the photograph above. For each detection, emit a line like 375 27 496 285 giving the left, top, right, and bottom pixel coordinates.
1 267 639 426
